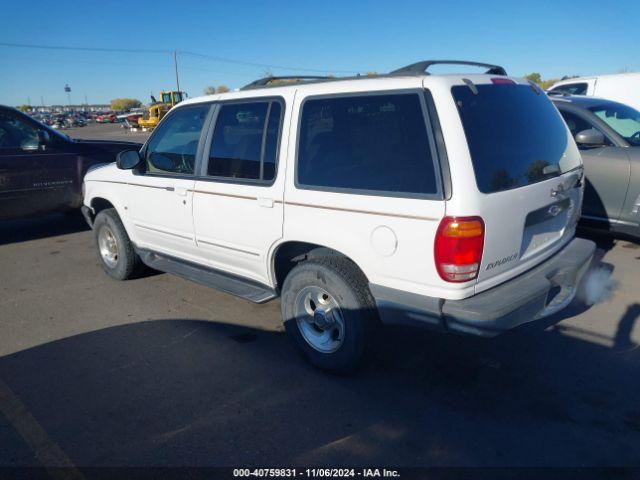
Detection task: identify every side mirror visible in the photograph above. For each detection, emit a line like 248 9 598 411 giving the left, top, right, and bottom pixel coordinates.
116 149 143 170
575 128 605 147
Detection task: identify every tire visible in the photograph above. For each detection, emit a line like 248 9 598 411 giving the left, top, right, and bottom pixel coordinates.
281 256 378 373
93 208 142 280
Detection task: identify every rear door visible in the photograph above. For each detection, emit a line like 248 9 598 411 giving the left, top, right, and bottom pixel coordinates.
192 97 287 285
450 81 583 290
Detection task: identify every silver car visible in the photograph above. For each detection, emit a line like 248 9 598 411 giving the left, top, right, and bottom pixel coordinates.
551 94 640 238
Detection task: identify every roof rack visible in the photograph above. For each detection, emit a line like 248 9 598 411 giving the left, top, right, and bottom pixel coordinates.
390 60 507 76
241 75 331 90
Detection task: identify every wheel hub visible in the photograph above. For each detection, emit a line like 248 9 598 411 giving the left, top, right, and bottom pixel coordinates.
295 286 345 354
313 308 335 330
98 226 119 268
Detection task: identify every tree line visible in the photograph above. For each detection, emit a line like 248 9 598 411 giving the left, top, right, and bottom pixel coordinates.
523 73 577 90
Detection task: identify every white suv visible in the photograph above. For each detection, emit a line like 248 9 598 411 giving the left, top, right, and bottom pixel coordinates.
82 60 595 372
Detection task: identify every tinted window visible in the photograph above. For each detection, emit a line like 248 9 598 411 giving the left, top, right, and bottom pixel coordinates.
297 93 438 195
145 104 210 175
452 84 576 193
207 101 282 181
550 83 588 95
0 112 38 149
558 109 593 137
589 103 640 146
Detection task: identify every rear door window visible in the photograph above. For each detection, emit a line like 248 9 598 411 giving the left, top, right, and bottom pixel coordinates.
296 92 440 197
452 84 578 193
207 100 282 182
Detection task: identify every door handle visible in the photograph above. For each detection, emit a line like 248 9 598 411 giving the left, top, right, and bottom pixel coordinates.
257 197 274 208
174 186 188 196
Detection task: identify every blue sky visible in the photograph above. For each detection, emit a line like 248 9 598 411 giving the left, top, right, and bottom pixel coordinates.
1 0 638 106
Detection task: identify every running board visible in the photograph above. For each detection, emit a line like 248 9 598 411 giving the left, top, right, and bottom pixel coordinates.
136 248 277 304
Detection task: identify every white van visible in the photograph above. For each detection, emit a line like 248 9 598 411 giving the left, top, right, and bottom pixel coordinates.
548 73 640 110
82 60 595 372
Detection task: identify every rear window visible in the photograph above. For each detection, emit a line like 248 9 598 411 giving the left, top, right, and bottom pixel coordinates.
453 84 576 194
296 93 439 196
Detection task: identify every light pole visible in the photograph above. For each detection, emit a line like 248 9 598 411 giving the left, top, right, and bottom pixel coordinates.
65 84 71 111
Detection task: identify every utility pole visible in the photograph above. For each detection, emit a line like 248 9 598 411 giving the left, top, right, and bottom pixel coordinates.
173 50 181 93
40 96 44 107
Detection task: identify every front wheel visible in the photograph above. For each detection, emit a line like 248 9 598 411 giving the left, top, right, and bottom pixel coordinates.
281 257 377 373
93 208 142 280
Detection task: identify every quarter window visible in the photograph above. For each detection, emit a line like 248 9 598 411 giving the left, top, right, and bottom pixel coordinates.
296 93 438 195
144 104 210 176
207 101 282 182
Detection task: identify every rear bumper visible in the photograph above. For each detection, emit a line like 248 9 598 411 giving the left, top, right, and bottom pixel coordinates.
370 237 596 337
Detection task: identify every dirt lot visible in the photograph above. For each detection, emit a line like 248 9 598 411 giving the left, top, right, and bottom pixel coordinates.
65 122 150 143
0 123 639 469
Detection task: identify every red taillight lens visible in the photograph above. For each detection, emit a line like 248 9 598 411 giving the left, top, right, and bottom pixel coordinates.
434 216 485 282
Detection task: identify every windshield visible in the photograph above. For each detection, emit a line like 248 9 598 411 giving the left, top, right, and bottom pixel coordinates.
452 83 579 194
589 103 640 146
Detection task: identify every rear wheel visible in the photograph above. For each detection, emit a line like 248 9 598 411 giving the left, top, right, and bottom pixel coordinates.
93 208 142 280
281 256 377 373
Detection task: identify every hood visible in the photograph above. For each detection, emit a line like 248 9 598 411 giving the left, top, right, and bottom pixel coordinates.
74 138 141 147
74 138 142 155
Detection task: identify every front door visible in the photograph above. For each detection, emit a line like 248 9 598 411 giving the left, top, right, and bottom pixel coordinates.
0 110 76 219
558 109 630 223
125 103 211 261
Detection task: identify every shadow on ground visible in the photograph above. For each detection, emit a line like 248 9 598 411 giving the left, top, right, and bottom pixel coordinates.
0 316 639 467
0 212 89 246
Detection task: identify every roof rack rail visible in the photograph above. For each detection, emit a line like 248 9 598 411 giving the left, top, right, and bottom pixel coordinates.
241 75 331 90
390 60 507 76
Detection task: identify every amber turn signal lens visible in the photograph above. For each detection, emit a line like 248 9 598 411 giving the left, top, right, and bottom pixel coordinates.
442 219 483 238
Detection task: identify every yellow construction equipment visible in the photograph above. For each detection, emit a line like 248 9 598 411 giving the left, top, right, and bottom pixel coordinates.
138 91 185 130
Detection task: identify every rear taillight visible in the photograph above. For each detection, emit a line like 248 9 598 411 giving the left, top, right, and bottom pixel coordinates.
434 216 485 282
